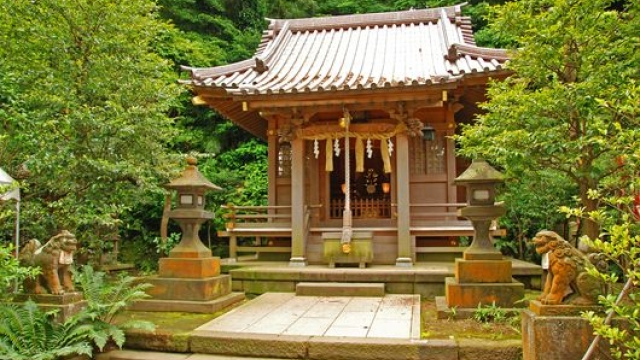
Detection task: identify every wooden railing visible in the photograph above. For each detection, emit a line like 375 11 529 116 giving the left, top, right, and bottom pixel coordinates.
408 202 466 221
222 204 292 228
329 198 392 219
408 202 505 237
219 204 321 260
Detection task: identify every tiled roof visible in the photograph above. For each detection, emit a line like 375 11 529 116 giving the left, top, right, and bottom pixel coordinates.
184 5 508 95
182 5 509 138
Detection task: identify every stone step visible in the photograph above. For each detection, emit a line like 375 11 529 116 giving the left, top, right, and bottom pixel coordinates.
96 349 284 360
295 282 385 297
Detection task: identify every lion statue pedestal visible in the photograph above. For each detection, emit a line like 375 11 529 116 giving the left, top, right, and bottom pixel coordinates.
16 230 87 322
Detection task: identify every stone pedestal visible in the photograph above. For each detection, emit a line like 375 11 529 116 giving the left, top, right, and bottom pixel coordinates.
131 256 244 313
445 258 524 308
522 301 610 360
14 292 87 323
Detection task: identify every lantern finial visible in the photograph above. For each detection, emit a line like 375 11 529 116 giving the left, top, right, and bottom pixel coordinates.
186 156 198 166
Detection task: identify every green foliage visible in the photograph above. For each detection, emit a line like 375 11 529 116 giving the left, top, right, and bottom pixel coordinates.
0 244 39 301
73 265 154 332
562 207 640 359
497 168 577 260
559 81 640 359
153 232 183 257
0 0 181 247
267 0 319 18
198 140 268 233
158 0 263 64
455 0 640 239
473 302 507 323
473 302 521 335
0 301 101 360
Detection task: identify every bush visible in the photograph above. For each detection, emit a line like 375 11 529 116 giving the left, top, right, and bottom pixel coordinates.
0 243 38 301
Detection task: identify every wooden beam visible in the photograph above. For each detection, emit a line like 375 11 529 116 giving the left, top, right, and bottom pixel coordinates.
246 95 444 111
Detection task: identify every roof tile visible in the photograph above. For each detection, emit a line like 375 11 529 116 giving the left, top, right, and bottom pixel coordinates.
184 5 509 138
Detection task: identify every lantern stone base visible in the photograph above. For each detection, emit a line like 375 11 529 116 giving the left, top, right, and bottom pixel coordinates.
14 292 87 323
444 277 524 308
144 274 232 302
443 258 524 309
158 257 220 278
131 274 244 313
455 259 513 283
522 302 613 360
133 256 243 313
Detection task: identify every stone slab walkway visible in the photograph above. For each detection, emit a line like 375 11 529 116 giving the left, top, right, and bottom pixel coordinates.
196 292 421 339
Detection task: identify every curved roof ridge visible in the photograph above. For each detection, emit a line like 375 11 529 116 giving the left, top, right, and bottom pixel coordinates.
448 43 510 62
183 58 254 80
269 4 464 32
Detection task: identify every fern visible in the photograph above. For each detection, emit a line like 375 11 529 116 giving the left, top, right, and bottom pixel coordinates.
0 301 94 360
73 265 155 345
0 265 156 360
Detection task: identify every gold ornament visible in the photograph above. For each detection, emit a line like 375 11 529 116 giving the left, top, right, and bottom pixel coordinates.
341 243 351 254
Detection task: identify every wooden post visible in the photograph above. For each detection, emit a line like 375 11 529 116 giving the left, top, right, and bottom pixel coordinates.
229 234 238 261
289 137 307 266
395 133 413 267
445 108 457 206
267 128 278 207
226 204 237 261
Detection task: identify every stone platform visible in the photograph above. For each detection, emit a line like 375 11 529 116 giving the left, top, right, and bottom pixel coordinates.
227 259 541 297
99 291 523 360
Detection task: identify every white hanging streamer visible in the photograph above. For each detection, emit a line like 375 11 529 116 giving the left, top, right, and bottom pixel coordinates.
313 139 319 159
388 138 394 157
366 138 373 159
334 138 341 157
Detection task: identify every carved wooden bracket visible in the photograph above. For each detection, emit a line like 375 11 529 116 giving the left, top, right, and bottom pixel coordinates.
388 102 422 137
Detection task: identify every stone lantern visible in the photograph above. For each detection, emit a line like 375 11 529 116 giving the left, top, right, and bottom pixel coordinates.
164 156 221 258
131 157 244 313
453 159 506 260
438 159 523 316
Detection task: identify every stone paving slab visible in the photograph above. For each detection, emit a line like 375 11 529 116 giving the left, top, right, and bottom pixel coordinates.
196 292 420 339
296 282 385 296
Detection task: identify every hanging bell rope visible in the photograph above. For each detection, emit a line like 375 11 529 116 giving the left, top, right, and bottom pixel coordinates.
341 109 353 251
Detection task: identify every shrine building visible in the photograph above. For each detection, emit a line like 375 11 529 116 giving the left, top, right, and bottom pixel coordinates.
182 4 510 267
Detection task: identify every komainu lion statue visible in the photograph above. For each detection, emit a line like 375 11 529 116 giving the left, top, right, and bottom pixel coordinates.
533 230 604 305
19 230 78 295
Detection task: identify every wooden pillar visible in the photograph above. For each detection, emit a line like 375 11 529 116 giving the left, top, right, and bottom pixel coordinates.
395 133 413 267
289 137 307 266
445 108 457 205
229 234 237 261
267 129 278 207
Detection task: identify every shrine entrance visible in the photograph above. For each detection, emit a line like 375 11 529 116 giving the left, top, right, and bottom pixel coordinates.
329 140 392 219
